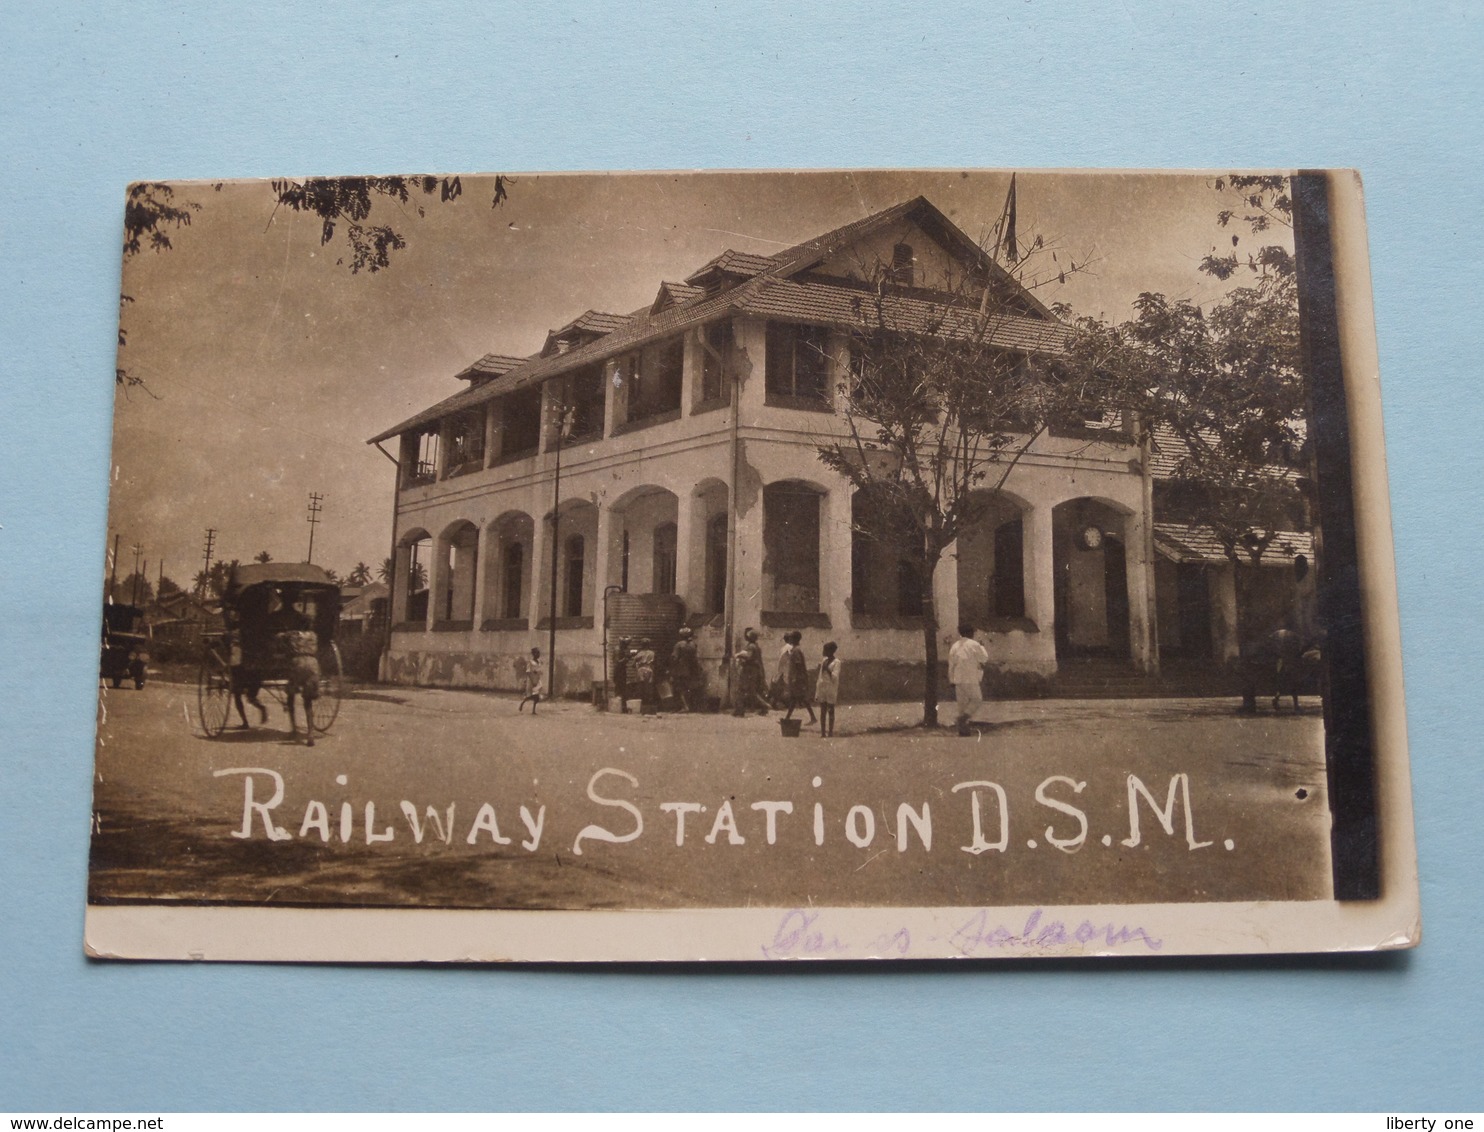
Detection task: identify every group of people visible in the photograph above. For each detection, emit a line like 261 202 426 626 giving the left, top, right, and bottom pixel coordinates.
611 628 703 714
516 621 991 738
732 628 840 737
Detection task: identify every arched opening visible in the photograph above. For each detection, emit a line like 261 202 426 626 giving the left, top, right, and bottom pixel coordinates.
1052 498 1132 659
483 511 533 626
690 479 731 617
606 486 681 598
538 499 597 625
763 481 825 614
436 521 479 626
395 530 432 624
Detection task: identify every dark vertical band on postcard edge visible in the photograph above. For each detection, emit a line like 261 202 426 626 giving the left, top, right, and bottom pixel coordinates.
1294 170 1381 901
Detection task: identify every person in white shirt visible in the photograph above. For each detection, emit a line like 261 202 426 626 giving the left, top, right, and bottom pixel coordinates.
947 623 989 736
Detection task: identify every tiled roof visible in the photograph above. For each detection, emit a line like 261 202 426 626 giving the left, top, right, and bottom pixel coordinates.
1154 522 1313 565
455 353 528 382
370 196 1067 444
736 276 1069 353
1148 422 1307 481
683 249 778 284
653 281 707 310
564 310 629 335
369 283 753 443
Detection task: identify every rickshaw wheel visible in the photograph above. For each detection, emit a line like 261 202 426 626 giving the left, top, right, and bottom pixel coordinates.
307 643 344 733
197 652 234 738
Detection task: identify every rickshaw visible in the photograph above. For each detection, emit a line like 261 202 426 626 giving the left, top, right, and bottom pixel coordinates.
101 602 150 689
197 562 345 739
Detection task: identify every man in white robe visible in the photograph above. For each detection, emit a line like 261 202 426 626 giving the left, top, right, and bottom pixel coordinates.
947 623 990 737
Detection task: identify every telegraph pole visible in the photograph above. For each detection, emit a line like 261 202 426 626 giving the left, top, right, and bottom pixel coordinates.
306 492 324 564
199 528 217 597
130 543 143 605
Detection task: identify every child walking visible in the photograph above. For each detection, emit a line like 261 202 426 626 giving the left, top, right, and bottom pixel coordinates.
518 647 545 713
779 630 816 724
815 641 839 737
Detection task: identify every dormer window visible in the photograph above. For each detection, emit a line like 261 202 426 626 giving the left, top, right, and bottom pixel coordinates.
890 242 915 287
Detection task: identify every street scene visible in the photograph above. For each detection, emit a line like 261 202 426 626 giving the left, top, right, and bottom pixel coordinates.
90 678 1331 910
89 168 1393 957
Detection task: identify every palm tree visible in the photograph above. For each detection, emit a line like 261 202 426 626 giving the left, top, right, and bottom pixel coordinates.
346 562 373 587
253 550 272 563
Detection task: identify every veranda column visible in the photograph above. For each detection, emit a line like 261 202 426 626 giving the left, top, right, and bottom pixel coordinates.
818 485 850 630
732 470 765 634
426 534 445 631
592 501 614 642
392 540 412 624
471 522 494 629
1023 504 1057 670
673 488 696 611
528 499 549 631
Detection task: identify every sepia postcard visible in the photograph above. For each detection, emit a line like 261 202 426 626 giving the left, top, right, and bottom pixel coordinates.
86 169 1417 962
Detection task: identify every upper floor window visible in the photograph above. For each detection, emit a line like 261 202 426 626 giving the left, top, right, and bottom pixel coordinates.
765 322 831 408
444 409 485 472
549 365 605 447
628 337 684 423
700 320 733 404
401 427 439 487
501 386 543 458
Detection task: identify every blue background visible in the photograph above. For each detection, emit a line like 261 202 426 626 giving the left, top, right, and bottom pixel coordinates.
2 0 1480 1111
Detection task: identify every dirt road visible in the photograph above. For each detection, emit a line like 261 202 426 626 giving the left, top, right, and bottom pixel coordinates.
89 681 1332 909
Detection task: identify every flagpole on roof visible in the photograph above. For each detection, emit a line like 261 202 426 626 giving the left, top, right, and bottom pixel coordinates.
981 173 1019 319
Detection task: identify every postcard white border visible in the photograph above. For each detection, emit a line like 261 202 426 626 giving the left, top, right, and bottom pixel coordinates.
85 170 1418 963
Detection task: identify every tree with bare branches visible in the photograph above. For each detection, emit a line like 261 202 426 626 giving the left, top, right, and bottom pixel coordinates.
816 238 1093 726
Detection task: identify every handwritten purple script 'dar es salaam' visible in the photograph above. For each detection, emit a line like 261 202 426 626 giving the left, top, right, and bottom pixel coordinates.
761 907 1163 959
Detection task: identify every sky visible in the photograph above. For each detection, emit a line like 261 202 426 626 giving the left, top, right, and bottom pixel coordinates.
107 169 1291 591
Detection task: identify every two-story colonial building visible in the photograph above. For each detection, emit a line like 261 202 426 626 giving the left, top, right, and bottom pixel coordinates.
369 195 1307 701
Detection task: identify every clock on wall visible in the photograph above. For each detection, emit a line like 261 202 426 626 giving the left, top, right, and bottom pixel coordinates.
1078 525 1104 551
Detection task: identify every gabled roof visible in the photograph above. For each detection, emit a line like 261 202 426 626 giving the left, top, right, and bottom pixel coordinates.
455 353 528 383
651 280 707 313
370 194 1067 445
542 310 630 356
766 195 1054 320
683 249 777 286
766 196 926 277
